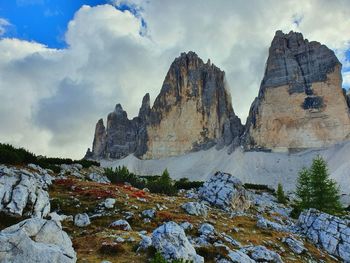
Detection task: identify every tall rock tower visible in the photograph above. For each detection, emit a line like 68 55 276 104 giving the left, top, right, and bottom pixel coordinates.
244 30 350 151
87 52 243 160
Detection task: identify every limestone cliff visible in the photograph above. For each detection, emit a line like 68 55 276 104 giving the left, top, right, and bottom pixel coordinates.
244 30 350 151
87 52 243 160
144 52 243 159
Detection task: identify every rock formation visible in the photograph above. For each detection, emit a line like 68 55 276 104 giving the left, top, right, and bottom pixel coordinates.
0 165 52 218
87 52 243 160
244 30 350 151
0 218 76 263
298 209 350 262
87 30 350 160
198 171 251 211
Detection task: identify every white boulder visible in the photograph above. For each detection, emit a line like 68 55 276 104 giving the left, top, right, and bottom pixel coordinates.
0 218 76 263
198 171 251 211
0 166 52 218
181 202 208 216
152 221 204 263
74 213 91 227
110 219 132 231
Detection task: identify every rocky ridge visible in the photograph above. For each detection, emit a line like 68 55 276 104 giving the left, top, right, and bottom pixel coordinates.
87 30 350 161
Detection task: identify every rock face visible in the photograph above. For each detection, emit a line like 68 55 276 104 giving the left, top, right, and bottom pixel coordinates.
298 209 350 262
198 171 251 211
87 52 243 160
151 221 204 263
0 218 76 263
0 165 52 218
244 30 350 151
87 31 350 160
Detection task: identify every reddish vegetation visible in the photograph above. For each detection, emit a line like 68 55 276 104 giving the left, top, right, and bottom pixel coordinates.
130 190 147 199
74 188 116 198
55 178 75 187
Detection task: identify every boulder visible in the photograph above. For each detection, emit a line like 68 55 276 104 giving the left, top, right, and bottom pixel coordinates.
0 218 76 263
241 245 283 263
110 219 132 231
198 223 215 236
181 202 208 216
282 236 306 254
298 209 350 262
87 173 110 184
0 166 52 218
151 221 204 263
74 213 90 227
101 198 116 209
198 171 251 211
256 216 289 232
141 209 156 219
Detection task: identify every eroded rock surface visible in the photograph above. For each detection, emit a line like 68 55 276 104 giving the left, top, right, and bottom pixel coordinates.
151 221 204 263
0 165 52 218
198 171 251 211
87 52 243 160
244 30 350 151
298 209 350 262
0 218 76 263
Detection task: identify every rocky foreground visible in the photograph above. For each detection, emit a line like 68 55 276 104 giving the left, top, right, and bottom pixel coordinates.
0 164 349 262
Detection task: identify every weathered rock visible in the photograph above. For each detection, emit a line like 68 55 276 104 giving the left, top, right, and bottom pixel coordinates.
242 245 283 263
87 52 243 160
141 209 156 219
151 221 204 263
282 236 306 254
74 213 90 227
101 198 116 209
0 166 51 218
0 218 76 263
298 209 350 262
48 212 73 224
137 234 152 251
256 216 289 232
244 30 350 151
181 202 208 216
110 219 132 231
198 223 215 236
87 172 110 184
198 171 251 211
180 221 193 231
225 249 255 263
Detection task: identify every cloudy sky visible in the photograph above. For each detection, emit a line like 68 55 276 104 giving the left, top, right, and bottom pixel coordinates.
0 0 349 159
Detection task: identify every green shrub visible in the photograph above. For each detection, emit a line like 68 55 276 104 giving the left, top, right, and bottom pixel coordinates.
174 178 203 190
150 252 167 263
244 183 275 193
0 143 100 169
105 166 146 189
0 143 36 164
147 169 178 195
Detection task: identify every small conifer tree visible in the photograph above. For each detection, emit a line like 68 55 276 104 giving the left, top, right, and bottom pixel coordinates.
294 156 342 215
276 183 287 204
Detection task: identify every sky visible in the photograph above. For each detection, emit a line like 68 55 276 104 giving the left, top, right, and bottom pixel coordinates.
0 0 349 159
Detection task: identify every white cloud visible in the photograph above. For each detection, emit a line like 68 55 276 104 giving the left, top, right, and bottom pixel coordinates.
0 18 10 36
0 1 350 159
